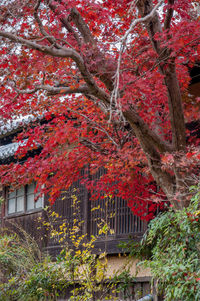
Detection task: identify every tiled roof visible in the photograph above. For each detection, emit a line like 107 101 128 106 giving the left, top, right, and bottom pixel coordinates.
0 140 27 160
0 115 41 137
0 115 43 161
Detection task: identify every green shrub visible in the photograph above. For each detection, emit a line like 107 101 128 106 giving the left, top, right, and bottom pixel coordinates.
0 226 41 278
124 186 200 300
0 226 43 300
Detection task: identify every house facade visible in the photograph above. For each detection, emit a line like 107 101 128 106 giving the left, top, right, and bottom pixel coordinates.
0 120 153 300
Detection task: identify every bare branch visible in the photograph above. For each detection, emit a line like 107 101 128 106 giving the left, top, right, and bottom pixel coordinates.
0 30 76 57
14 84 90 96
110 0 164 121
80 138 109 155
67 108 119 148
34 0 61 49
121 0 164 48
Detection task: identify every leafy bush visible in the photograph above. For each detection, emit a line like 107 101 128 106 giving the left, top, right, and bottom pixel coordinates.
0 226 41 279
0 226 43 300
124 186 200 300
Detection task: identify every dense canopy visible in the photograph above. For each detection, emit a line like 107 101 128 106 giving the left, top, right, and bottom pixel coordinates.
0 0 200 219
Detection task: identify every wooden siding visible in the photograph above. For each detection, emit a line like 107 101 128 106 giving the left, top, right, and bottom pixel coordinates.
2 210 48 250
1 168 147 256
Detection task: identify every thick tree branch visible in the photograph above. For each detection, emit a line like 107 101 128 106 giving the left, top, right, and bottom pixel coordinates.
80 138 109 155
147 155 178 208
0 30 76 57
123 108 173 154
48 1 114 91
48 0 95 45
14 84 90 96
163 64 186 150
136 0 186 151
69 7 95 45
124 109 177 205
164 0 175 30
0 31 110 105
47 0 82 49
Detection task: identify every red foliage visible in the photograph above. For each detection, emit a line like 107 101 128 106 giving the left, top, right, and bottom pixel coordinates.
0 0 199 220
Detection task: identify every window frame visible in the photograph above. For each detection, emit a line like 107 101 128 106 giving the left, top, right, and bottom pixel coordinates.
6 183 44 216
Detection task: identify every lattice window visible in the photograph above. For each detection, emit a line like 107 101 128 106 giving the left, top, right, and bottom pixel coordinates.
90 196 145 238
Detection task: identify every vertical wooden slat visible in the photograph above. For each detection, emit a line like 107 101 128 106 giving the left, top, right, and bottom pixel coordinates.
83 167 90 238
0 186 6 228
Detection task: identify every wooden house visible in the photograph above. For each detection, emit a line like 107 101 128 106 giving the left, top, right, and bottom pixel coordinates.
0 118 153 300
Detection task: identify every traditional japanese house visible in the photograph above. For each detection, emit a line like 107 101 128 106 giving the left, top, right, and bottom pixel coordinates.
0 117 153 299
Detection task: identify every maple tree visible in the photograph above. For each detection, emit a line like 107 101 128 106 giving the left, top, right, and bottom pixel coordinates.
0 0 199 219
